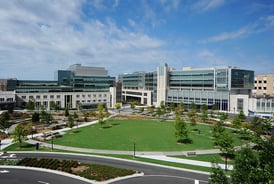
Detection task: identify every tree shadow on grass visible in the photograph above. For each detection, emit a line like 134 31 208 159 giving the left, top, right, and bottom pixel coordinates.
102 125 112 129
72 130 81 134
21 143 35 148
177 138 193 144
111 122 120 126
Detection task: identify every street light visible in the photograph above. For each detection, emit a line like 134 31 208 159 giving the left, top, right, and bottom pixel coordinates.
133 142 136 158
51 133 53 151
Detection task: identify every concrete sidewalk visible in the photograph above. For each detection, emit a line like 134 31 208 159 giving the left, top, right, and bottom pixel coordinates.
137 155 233 170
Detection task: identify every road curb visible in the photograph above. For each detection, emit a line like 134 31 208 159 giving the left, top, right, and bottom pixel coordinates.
0 165 144 184
7 151 211 176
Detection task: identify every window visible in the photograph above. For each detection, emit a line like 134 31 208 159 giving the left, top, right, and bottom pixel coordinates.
259 80 262 83
57 95 61 99
0 98 4 102
22 96 26 99
263 87 267 90
93 94 96 98
50 95 54 99
36 95 40 99
7 98 13 102
82 95 85 98
237 98 244 111
264 81 267 83
76 95 80 98
43 95 47 99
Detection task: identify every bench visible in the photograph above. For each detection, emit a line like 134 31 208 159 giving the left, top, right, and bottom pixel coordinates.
186 152 196 156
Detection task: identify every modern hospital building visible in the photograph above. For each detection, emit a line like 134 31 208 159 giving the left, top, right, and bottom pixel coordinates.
0 63 273 116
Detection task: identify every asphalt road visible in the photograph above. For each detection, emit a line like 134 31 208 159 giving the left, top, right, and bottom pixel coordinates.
0 168 90 184
6 152 209 184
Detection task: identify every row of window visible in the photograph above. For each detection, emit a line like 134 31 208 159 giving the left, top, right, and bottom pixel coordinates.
75 94 107 98
0 98 14 102
254 87 267 90
20 93 108 100
254 80 267 84
21 95 61 100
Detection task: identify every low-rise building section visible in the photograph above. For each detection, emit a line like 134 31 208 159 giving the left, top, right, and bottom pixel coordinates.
0 64 115 110
1 63 273 117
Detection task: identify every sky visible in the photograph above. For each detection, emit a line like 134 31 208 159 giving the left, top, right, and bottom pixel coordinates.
0 0 274 80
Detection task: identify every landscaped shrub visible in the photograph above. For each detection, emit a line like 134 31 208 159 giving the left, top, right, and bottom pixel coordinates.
17 158 136 181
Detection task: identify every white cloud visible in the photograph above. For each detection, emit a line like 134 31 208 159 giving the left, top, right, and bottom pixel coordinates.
159 0 180 12
192 0 225 12
203 27 249 43
0 0 166 79
202 14 274 43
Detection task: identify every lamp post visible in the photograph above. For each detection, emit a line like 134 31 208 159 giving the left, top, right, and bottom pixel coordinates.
51 134 53 151
133 142 136 158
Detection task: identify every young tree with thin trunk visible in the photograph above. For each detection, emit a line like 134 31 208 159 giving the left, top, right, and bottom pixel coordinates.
209 163 229 184
174 113 189 143
97 103 104 127
12 124 27 147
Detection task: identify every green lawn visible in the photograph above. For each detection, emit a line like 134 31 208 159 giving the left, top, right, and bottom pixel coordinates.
52 119 244 151
171 153 235 165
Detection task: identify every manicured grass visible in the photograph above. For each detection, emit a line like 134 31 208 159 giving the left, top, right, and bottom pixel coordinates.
171 153 235 165
52 119 244 151
3 142 52 152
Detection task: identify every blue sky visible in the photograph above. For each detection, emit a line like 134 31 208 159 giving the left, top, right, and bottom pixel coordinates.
0 0 273 80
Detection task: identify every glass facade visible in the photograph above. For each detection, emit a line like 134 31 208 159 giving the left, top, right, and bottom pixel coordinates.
231 69 254 89
169 69 215 89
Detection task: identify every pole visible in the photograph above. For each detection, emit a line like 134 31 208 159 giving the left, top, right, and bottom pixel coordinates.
51 136 53 151
133 142 136 158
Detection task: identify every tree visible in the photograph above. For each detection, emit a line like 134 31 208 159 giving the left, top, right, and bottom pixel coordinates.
257 136 274 182
160 101 166 114
212 104 218 112
156 107 162 118
0 112 10 131
68 115 74 129
50 101 60 111
148 105 155 114
73 112 79 128
232 116 241 130
231 147 263 184
97 103 105 127
169 102 175 112
12 124 27 147
217 131 234 171
139 107 144 113
40 110 53 124
212 121 225 145
31 112 40 123
174 114 189 143
115 103 121 113
73 112 78 120
238 110 246 122
26 100 35 110
179 102 185 113
130 101 136 111
209 163 229 184
65 108 70 117
200 104 208 123
219 112 228 123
